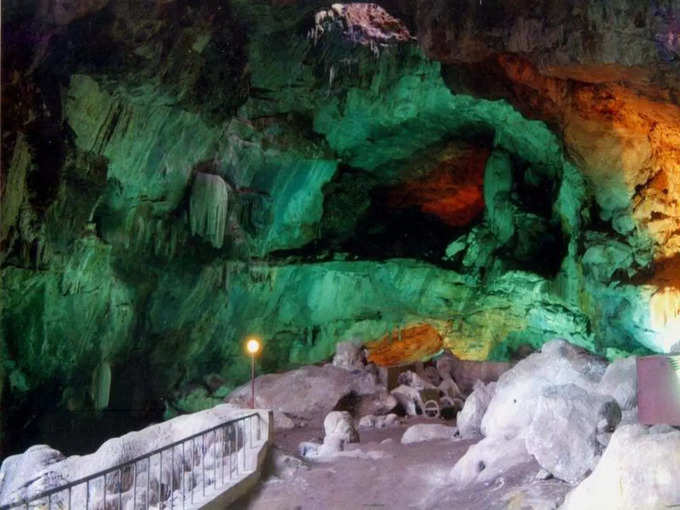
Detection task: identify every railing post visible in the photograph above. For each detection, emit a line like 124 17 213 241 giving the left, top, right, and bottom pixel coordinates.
160 450 163 509
133 461 137 509
181 441 185 509
146 457 151 510
191 438 195 505
202 433 206 497
86 479 90 510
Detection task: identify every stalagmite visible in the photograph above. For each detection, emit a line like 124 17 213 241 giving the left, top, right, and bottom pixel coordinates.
190 172 229 249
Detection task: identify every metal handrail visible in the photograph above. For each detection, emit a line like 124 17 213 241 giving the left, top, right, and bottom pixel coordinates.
1 411 264 510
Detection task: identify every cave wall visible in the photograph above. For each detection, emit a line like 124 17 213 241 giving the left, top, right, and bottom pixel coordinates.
2 0 679 455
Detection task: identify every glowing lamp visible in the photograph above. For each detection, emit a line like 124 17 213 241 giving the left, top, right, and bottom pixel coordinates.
246 338 262 355
245 337 262 408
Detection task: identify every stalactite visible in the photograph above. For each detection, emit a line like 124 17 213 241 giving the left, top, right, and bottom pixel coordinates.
190 172 229 249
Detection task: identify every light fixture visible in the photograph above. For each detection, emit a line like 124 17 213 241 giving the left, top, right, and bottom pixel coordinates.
245 337 262 408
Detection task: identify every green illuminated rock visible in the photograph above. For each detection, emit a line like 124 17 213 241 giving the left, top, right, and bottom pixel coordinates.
0 0 666 454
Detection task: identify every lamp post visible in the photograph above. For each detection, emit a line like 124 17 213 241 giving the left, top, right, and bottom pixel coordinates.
246 337 262 408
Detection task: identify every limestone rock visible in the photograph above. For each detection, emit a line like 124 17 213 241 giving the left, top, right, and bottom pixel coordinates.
596 356 637 410
323 411 359 445
448 358 512 393
481 339 607 439
457 380 496 439
450 436 536 488
401 424 457 444
359 413 399 429
298 441 321 458
525 384 620 484
560 425 680 510
227 365 380 425
390 384 422 416
355 390 398 418
265 448 309 480
0 445 65 505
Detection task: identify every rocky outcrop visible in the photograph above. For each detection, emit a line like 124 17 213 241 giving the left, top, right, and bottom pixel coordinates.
2 0 678 456
561 425 680 510
456 381 496 439
452 340 636 486
401 423 457 444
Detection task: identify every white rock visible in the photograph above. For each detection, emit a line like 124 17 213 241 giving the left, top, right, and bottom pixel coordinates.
391 384 422 416
457 380 496 439
356 390 398 417
450 436 535 488
0 445 65 505
560 425 680 510
525 384 620 484
597 356 637 410
401 424 457 444
265 448 309 480
298 441 321 458
481 339 607 439
323 411 359 444
318 435 345 456
358 415 376 428
273 411 296 430
227 365 381 423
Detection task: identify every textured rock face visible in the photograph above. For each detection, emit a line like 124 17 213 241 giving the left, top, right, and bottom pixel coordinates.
401 423 457 444
450 340 637 486
561 425 680 510
226 365 380 426
1 0 678 454
457 380 496 439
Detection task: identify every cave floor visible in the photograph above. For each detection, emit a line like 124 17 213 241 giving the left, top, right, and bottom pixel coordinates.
236 418 571 510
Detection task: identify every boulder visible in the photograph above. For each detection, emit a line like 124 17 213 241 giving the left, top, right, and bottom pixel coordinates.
0 445 65 505
298 441 320 458
390 384 422 416
358 414 377 429
481 339 607 439
355 390 398 417
401 424 457 444
450 436 537 488
449 358 513 393
265 448 309 480
457 381 496 439
332 340 365 371
226 365 381 424
596 356 637 410
324 411 359 443
561 425 680 510
525 384 620 484
272 411 296 430
359 413 399 429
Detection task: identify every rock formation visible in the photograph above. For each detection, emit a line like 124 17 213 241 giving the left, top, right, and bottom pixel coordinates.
2 0 679 457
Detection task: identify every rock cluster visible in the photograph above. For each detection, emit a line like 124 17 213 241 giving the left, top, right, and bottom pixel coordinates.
451 339 637 486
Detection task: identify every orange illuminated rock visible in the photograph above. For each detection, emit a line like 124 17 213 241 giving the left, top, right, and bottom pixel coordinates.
387 144 488 227
366 323 443 367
